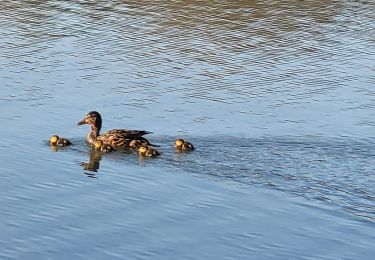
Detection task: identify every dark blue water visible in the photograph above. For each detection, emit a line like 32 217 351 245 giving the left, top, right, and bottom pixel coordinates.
0 1 374 259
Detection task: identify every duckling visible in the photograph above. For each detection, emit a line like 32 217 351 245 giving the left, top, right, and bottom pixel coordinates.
77 111 154 149
94 140 114 153
175 139 194 152
49 135 72 147
138 145 160 157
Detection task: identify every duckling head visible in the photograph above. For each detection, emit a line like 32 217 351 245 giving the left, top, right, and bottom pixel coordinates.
138 146 148 155
94 140 104 150
49 135 60 146
175 139 185 148
77 111 102 131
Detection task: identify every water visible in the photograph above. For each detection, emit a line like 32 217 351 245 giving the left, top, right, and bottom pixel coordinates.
1 0 375 259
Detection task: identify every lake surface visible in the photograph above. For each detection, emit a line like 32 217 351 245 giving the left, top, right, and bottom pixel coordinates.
1 0 374 259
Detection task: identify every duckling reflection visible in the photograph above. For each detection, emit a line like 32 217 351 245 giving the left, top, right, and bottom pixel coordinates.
80 150 103 172
175 139 195 152
138 145 161 158
49 135 72 147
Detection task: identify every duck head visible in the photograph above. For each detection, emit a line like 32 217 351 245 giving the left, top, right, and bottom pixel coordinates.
77 111 102 132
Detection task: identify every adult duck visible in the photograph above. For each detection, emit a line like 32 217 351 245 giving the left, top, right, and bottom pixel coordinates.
77 111 152 149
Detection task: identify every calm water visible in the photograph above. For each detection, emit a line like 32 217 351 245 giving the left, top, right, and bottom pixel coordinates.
1 0 375 259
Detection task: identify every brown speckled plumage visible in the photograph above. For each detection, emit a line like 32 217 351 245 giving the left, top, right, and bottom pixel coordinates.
78 111 152 150
129 139 144 149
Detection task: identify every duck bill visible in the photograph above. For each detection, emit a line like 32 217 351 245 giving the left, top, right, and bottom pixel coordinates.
77 118 87 126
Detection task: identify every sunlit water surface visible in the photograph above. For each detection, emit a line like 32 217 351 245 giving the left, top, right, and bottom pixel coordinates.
1 1 374 259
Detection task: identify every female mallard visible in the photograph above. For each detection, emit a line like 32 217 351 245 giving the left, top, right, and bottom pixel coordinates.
77 111 152 149
49 135 72 147
94 140 114 153
175 139 195 152
138 145 160 157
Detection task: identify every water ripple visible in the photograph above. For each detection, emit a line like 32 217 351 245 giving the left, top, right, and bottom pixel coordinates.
1 0 375 258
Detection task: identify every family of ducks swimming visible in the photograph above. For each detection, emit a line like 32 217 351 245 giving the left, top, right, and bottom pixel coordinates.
49 111 195 157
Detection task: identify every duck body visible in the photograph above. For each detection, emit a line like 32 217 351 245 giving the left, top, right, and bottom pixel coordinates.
175 139 195 152
97 129 151 148
49 135 72 147
78 111 152 150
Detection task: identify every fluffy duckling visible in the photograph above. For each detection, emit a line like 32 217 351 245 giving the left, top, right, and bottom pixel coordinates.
138 145 160 157
94 140 114 153
175 139 195 152
49 135 72 147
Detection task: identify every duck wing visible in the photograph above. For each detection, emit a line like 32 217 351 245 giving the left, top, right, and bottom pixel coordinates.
98 129 152 148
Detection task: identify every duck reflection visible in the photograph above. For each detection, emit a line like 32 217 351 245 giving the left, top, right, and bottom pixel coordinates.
80 146 138 174
80 150 103 172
